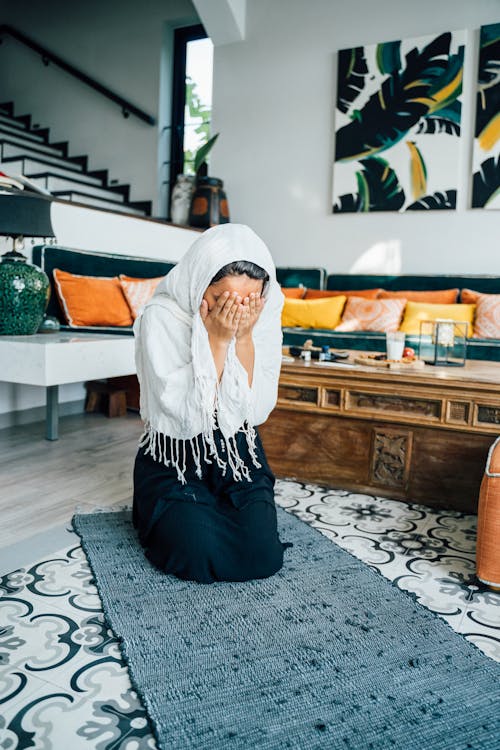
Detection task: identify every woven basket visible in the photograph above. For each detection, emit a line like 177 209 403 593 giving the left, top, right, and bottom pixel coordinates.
476 436 500 591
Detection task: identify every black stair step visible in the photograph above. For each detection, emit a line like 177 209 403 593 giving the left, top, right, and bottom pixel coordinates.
128 199 152 216
0 101 15 117
68 154 88 170
105 183 130 201
52 190 148 216
0 103 51 144
51 141 69 158
0 112 31 135
32 174 127 202
14 113 32 129
0 134 66 158
33 127 50 143
2 157 103 186
0 123 46 144
87 168 109 184
0 143 85 172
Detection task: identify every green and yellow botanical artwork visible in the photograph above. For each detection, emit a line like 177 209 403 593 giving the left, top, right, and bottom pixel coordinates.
332 31 465 213
472 22 500 209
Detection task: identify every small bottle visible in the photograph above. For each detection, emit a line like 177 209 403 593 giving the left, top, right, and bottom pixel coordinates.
301 350 311 364
319 345 331 362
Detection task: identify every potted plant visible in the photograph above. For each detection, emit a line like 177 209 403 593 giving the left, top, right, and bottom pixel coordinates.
188 133 230 228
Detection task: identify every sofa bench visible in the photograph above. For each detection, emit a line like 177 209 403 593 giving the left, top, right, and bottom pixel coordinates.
32 245 500 365
281 272 500 362
33 244 175 335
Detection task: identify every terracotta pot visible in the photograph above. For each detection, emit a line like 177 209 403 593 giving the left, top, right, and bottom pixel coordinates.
188 177 230 228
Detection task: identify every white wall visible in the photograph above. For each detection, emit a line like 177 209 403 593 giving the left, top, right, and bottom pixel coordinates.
0 201 200 425
0 0 199 217
210 0 500 275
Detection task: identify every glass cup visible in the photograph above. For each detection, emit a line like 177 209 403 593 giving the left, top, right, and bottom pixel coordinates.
386 331 405 360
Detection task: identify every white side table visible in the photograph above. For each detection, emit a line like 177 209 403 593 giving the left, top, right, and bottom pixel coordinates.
0 331 136 440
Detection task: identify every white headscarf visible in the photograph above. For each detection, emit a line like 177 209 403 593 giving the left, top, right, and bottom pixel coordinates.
133 223 284 485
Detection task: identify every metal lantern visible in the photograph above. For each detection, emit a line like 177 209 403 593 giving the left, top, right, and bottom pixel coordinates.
418 319 468 367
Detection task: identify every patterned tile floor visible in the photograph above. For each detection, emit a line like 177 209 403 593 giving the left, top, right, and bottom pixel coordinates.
1 480 499 749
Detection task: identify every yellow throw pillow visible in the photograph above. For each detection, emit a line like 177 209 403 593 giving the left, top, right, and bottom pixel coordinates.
281 296 346 329
399 301 476 336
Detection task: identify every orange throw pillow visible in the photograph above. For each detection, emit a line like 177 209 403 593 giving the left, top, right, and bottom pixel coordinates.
304 288 382 300
119 274 163 318
335 297 407 333
379 289 458 304
460 289 480 303
461 289 500 338
281 286 306 299
53 268 133 327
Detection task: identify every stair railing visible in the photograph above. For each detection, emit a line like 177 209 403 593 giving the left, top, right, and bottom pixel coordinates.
0 24 156 126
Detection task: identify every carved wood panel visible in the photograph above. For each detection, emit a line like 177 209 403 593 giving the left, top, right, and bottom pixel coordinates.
476 405 500 425
370 429 412 489
447 401 470 425
322 388 341 408
347 391 441 420
278 385 318 404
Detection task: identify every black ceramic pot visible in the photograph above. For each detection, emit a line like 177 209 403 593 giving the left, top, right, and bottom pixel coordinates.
188 177 230 228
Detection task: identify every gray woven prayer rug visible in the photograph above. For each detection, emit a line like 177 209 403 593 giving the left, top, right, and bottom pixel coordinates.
71 507 500 750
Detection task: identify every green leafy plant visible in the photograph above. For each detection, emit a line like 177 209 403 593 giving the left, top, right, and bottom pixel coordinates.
194 132 220 175
183 76 211 169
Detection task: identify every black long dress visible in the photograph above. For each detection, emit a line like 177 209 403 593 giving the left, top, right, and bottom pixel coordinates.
132 425 291 584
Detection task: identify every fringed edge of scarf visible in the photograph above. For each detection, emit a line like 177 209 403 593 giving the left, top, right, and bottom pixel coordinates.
137 419 262 485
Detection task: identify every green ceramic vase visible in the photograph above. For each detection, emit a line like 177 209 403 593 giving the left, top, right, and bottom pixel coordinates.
0 250 50 335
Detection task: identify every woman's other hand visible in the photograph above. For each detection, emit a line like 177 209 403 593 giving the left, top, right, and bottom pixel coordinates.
235 292 265 341
200 291 243 344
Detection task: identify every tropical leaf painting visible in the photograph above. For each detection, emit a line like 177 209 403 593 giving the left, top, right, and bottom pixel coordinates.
333 156 405 212
472 155 500 208
406 190 457 210
332 30 465 213
337 47 368 114
472 22 500 209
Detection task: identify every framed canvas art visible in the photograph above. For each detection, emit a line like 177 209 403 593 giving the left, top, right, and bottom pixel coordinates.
472 22 500 209
332 31 465 213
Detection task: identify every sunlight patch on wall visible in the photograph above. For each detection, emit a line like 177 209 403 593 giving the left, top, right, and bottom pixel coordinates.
349 240 402 274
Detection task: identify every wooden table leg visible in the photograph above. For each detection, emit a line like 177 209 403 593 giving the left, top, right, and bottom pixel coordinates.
46 385 59 441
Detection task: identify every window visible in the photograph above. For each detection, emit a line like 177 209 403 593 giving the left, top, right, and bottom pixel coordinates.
169 24 214 214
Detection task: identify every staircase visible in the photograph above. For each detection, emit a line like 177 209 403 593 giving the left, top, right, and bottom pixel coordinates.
0 101 152 216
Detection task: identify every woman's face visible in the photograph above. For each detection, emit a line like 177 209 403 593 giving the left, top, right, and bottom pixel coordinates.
203 274 264 311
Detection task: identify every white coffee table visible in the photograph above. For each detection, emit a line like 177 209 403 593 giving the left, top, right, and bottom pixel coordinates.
0 331 136 440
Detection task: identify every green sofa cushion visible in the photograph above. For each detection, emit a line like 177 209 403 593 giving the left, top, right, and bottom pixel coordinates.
327 274 500 295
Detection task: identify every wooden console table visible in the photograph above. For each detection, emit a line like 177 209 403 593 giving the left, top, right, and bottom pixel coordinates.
259 352 500 513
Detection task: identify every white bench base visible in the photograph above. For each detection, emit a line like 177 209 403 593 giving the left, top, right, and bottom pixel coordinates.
0 332 136 440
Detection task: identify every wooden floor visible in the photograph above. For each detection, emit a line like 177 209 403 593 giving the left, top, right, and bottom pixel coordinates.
0 411 144 548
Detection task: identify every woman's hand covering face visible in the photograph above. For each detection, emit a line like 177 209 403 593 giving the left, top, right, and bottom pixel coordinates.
199 275 265 343
200 291 244 343
235 292 265 340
